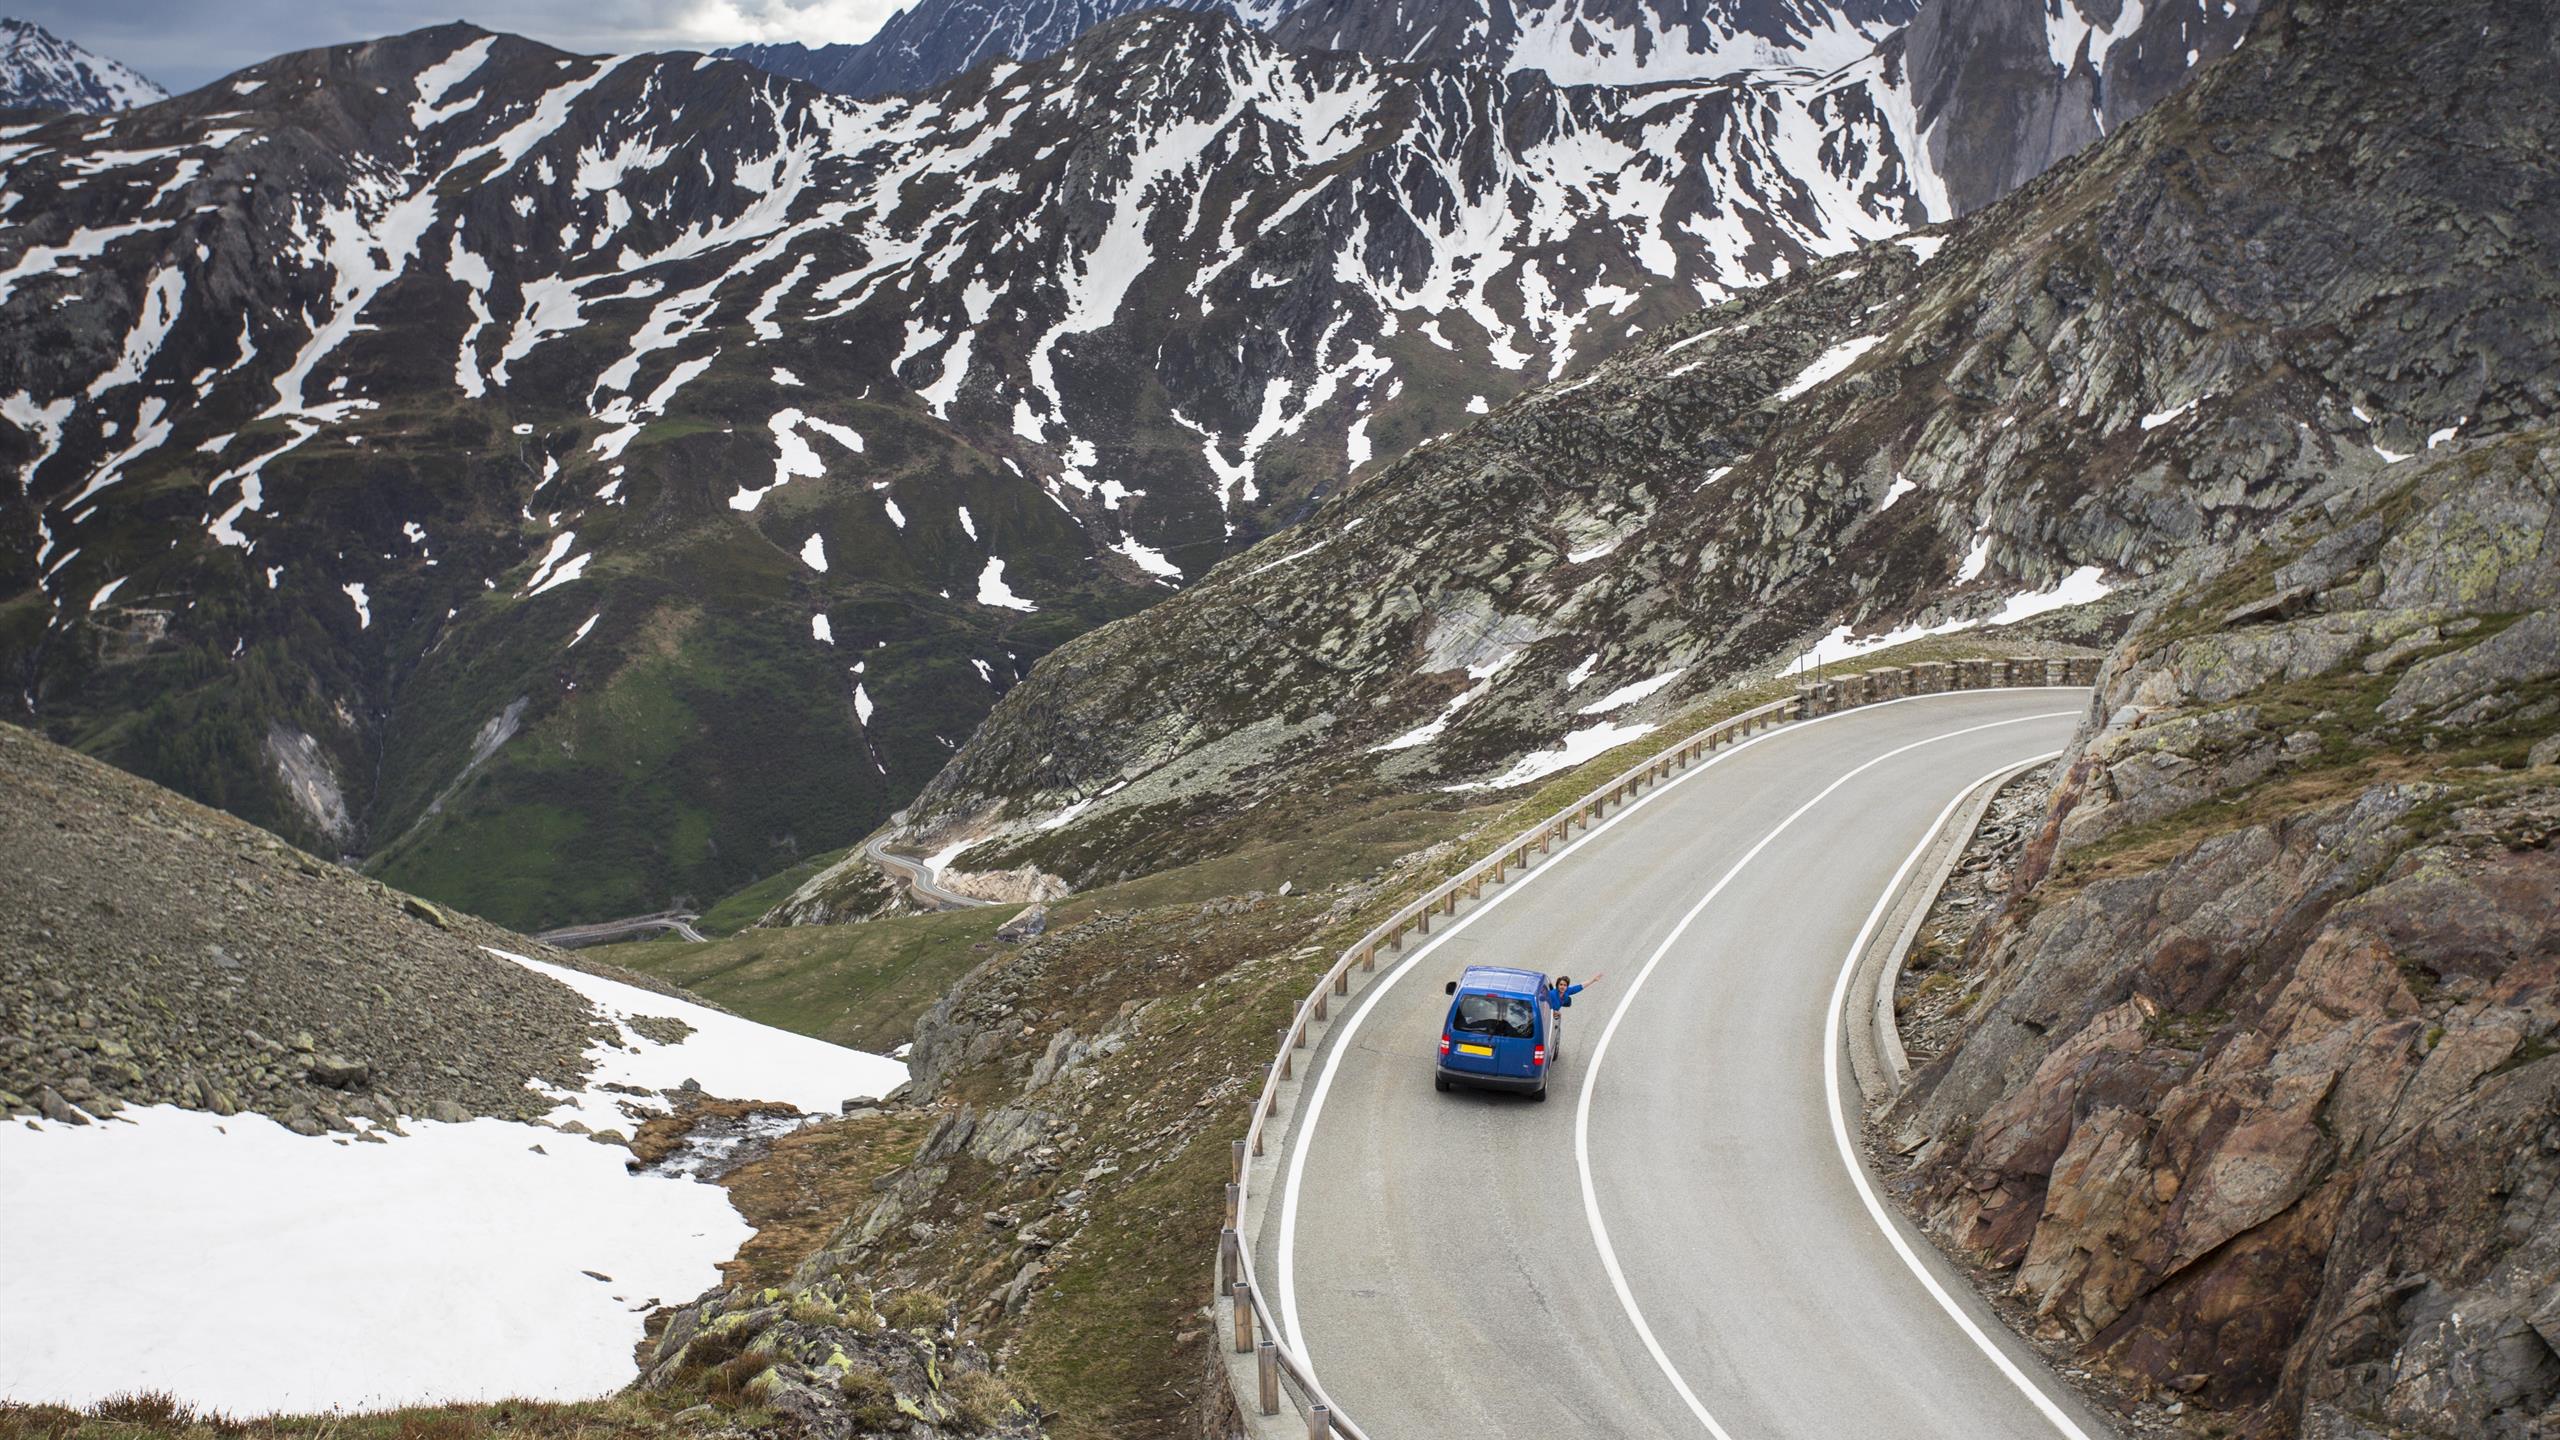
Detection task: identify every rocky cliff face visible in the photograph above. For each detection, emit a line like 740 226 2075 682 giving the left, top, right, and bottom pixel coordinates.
878 0 2547 900
3 3 2084 928
1889 424 2560 1439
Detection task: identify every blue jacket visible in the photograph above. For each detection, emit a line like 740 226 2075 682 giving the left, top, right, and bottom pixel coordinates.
1550 982 1585 1008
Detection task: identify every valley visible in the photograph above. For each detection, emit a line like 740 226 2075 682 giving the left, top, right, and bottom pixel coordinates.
4 0 2556 1438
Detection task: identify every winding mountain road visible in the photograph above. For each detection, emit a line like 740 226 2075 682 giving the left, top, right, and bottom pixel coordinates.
863 835 998 910
1261 689 2115 1440
534 910 708 947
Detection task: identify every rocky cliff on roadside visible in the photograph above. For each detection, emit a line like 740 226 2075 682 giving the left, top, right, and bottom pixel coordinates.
1885 429 2560 1439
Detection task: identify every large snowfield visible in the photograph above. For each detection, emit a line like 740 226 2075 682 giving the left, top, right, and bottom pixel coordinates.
0 953 905 1414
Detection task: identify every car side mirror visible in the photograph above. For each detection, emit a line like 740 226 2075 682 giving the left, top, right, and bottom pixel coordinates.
1444 981 1457 995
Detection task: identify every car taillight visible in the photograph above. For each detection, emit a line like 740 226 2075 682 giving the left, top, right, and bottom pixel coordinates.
1532 1045 1547 1067
1439 1034 1452 1056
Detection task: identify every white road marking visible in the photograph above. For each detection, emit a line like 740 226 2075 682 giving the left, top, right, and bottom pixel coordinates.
1273 689 2078 1429
1823 752 2098 1440
1570 713 2073 1436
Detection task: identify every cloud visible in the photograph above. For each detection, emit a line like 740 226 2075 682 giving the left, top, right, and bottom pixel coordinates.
11 0 906 92
665 0 904 46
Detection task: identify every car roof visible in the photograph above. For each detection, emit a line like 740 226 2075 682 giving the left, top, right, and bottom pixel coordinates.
1456 965 1547 997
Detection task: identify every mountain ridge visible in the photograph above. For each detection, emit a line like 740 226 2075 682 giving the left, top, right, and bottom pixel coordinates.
0 17 164 114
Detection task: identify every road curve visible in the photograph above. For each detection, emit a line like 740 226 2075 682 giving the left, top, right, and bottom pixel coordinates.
535 910 707 947
1265 689 2115 1440
864 835 998 910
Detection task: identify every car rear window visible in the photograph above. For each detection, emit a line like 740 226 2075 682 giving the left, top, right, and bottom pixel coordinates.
1453 992 1534 1039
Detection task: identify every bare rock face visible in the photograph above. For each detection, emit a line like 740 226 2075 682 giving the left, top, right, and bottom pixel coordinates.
1889 429 2560 1437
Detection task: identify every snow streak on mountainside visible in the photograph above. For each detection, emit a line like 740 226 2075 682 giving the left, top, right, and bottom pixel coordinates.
0 11 1955 927
0 17 165 113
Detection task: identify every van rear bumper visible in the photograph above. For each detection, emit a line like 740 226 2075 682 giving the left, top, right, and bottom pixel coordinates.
1436 1062 1546 1094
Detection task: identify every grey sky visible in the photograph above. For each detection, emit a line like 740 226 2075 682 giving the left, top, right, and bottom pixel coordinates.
14 0 907 93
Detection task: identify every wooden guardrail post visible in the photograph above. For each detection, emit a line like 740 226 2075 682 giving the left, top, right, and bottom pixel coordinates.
1232 1282 1254 1353
1221 1226 1241 1288
1278 1030 1293 1080
1233 1138 1246 1179
1224 1182 1239 1226
1257 1340 1280 1415
1308 1404 1331 1439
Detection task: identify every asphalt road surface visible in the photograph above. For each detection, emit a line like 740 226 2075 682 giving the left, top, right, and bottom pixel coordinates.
1265 689 2117 1440
534 910 708 947
864 834 998 909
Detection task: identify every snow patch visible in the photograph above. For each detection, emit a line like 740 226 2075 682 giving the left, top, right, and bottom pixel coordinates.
975 557 1034 611
1450 721 1659 792
0 1106 753 1413
1775 335 1882 402
1575 668 1685 715
488 948 904 1130
1788 566 2115 670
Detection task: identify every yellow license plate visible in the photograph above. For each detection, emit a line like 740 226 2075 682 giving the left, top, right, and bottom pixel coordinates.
1455 1043 1494 1057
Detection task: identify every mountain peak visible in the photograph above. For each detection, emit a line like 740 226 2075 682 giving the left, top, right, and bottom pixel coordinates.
0 16 165 113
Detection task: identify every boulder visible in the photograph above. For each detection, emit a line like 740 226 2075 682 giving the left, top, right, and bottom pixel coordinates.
306 1054 371 1089
995 904 1047 944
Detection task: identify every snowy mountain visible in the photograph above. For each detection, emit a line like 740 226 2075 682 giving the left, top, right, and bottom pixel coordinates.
0 0 2246 930
878 0 2527 904
0 13 1943 926
0 17 164 113
1270 0 1920 82
723 0 1285 100
727 0 1915 100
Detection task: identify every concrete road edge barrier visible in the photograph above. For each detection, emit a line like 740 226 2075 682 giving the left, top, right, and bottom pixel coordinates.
1844 752 2059 1109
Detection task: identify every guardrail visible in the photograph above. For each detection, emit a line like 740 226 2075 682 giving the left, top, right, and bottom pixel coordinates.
1211 654 2100 1437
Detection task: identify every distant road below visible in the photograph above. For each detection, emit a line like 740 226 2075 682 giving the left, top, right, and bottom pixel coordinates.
864 835 998 910
534 910 708 948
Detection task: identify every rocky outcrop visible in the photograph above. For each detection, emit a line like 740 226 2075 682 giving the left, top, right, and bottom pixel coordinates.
639 1254 1041 1439
1886 431 2560 1437
1896 0 2260 215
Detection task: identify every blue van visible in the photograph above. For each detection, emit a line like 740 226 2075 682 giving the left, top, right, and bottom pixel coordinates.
1434 965 1560 1100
